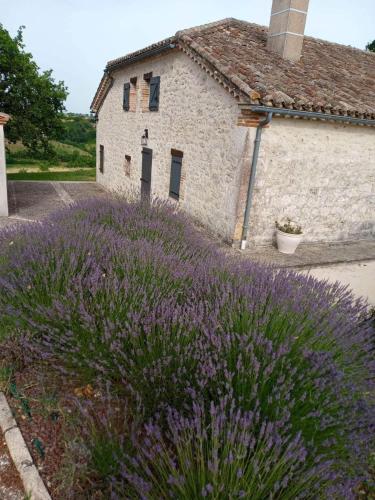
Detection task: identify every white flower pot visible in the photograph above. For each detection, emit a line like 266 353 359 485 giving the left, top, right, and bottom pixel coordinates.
276 229 303 254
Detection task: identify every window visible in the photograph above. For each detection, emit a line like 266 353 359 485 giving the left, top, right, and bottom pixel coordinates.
123 83 130 111
169 149 183 200
99 145 104 174
149 76 160 111
124 154 131 177
123 77 137 112
142 73 160 112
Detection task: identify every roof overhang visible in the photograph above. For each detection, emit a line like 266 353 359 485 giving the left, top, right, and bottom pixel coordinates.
240 104 375 127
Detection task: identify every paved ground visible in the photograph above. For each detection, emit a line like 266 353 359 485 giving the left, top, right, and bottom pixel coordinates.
1 181 374 305
242 241 375 305
243 240 375 268
0 181 108 230
300 261 375 306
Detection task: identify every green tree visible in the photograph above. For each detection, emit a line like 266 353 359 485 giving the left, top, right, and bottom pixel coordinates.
60 115 96 146
366 40 375 52
0 24 68 153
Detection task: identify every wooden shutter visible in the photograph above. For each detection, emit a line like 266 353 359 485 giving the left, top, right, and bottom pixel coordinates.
149 76 160 111
141 148 152 183
123 82 130 111
99 145 104 173
169 154 182 200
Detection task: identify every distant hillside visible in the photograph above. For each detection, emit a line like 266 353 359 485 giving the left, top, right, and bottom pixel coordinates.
6 114 96 169
60 114 96 147
5 114 97 181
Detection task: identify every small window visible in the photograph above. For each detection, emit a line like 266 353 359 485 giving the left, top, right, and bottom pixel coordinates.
123 83 130 111
124 154 131 177
169 150 183 200
149 76 160 111
99 145 104 174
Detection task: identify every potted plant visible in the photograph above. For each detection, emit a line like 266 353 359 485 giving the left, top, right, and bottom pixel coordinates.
275 218 303 254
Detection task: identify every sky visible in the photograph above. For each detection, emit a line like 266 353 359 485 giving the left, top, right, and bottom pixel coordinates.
2 0 374 113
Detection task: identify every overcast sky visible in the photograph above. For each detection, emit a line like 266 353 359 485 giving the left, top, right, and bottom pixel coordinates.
2 0 374 113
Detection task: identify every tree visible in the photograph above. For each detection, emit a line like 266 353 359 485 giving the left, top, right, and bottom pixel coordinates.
60 115 96 146
0 24 68 153
366 40 375 52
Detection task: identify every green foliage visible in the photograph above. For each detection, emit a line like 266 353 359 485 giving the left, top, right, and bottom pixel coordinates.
0 24 68 153
59 115 96 146
0 364 13 393
5 113 96 172
275 218 302 234
366 40 375 52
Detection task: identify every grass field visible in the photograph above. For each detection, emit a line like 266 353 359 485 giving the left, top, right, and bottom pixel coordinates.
7 169 96 182
6 117 96 182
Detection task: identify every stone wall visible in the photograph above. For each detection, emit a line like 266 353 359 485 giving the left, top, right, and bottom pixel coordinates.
96 50 246 240
96 49 375 246
240 118 375 245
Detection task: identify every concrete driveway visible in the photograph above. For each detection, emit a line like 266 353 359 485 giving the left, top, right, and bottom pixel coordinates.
244 241 375 306
301 261 375 306
0 181 108 230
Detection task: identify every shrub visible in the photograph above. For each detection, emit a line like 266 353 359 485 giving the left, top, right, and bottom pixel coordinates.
0 198 374 498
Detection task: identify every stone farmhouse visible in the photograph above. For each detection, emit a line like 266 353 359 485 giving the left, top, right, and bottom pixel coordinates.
91 0 375 248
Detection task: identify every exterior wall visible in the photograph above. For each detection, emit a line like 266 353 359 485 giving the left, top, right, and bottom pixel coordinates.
0 123 9 216
239 119 375 245
96 50 375 246
96 50 247 240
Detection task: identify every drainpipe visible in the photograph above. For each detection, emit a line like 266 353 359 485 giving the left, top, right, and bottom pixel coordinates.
241 112 273 250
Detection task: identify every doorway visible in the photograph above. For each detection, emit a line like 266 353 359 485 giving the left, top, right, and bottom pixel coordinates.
141 147 152 202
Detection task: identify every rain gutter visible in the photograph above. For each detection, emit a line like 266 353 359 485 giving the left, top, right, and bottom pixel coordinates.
242 105 375 127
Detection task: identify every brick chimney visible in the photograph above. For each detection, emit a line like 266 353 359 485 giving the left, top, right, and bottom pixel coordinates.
267 0 309 61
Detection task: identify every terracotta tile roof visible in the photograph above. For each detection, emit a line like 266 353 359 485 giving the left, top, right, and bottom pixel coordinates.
91 18 375 119
106 36 176 71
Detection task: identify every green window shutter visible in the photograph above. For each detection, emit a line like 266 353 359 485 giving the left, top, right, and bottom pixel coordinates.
149 76 160 111
123 83 130 111
99 145 104 173
169 154 182 199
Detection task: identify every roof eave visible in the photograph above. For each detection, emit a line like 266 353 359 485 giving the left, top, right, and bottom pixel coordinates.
90 40 177 113
240 104 375 126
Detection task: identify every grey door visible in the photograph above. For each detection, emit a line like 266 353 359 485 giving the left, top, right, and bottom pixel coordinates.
141 148 152 202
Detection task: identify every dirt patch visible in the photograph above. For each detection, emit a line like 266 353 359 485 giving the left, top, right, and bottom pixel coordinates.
3 359 99 499
0 436 24 500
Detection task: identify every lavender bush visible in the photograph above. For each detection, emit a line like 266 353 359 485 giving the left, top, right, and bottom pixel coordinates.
0 198 373 498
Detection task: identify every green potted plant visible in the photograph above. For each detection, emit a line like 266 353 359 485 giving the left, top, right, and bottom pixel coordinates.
275 218 303 254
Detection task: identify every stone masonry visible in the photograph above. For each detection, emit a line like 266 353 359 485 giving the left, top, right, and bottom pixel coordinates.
235 118 375 245
96 50 375 245
96 50 247 241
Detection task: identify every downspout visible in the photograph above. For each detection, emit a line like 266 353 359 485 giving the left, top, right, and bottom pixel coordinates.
240 112 273 250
